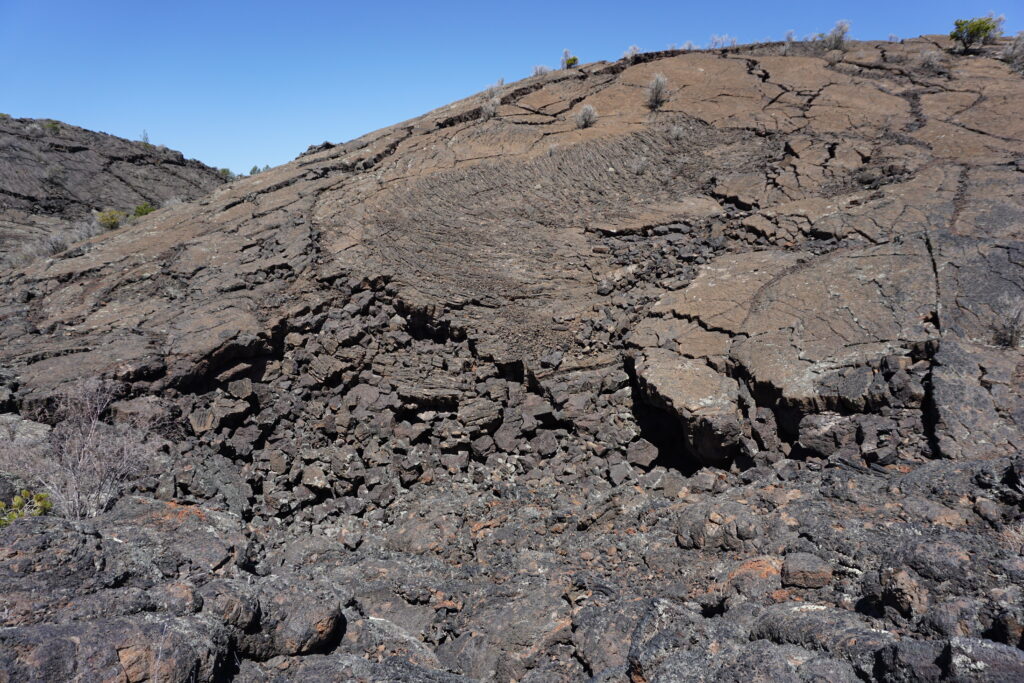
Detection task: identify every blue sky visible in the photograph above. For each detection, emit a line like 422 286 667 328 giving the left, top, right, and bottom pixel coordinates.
1 1 1018 173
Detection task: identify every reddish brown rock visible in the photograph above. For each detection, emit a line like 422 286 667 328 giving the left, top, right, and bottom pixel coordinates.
782 552 833 588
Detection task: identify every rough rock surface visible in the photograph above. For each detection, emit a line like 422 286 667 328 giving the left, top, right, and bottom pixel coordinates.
1 35 1023 681
0 116 225 266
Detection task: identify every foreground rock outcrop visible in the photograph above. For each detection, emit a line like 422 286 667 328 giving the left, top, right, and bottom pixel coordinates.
0 33 1023 681
0 116 225 267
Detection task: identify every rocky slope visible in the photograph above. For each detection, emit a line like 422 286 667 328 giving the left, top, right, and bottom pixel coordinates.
0 116 225 266
1 34 1023 681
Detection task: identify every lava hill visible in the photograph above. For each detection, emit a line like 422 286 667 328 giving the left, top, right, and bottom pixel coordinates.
0 34 1022 682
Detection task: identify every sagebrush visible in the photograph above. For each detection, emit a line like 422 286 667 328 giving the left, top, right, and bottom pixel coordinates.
918 51 948 76
575 104 598 129
480 97 500 121
819 20 850 51
1 218 102 269
647 73 668 110
1003 32 1024 72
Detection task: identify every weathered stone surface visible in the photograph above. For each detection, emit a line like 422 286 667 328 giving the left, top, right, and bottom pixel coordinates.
0 36 1022 681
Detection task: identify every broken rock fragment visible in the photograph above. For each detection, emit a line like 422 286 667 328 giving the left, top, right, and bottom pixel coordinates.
633 348 743 468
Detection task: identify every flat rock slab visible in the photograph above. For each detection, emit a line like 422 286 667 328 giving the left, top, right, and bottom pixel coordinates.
639 239 938 424
733 238 938 408
653 250 807 332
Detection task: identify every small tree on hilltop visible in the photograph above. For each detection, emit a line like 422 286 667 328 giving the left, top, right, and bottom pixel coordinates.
950 16 1001 52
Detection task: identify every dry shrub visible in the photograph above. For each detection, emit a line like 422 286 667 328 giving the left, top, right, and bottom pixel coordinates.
480 97 500 121
575 104 598 129
820 20 850 51
1000 522 1024 555
480 79 505 121
918 50 949 76
0 380 158 519
1003 32 1024 72
708 34 737 49
647 73 668 110
626 157 650 176
1 219 102 269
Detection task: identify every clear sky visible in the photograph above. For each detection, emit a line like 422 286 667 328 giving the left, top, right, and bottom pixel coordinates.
1 1 1018 173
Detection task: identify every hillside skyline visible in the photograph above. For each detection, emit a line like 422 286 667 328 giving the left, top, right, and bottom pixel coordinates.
2 0 1020 173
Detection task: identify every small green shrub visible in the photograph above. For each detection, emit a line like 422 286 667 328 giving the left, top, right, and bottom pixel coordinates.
0 113 10 119
0 489 52 527
950 16 1001 52
43 120 60 134
561 49 579 69
219 168 236 180
133 202 156 217
97 209 127 230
